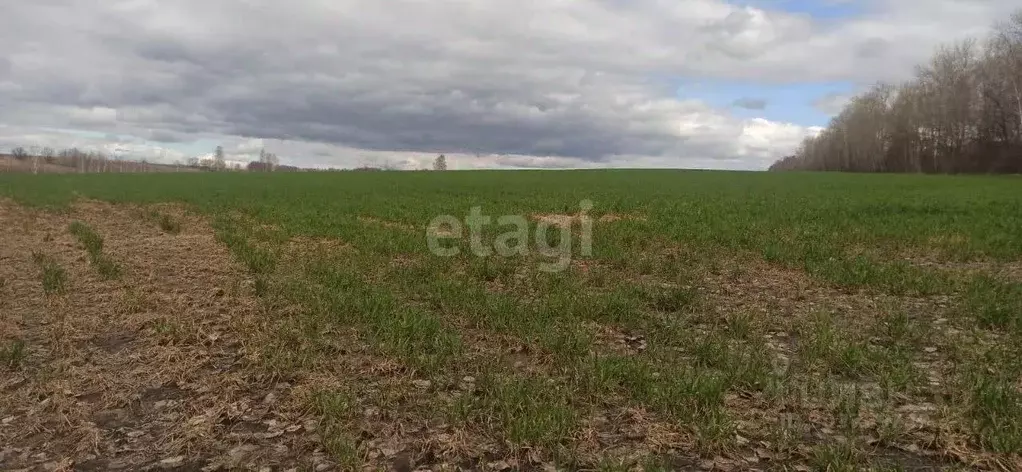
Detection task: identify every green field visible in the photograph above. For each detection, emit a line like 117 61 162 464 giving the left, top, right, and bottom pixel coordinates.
2 170 1022 471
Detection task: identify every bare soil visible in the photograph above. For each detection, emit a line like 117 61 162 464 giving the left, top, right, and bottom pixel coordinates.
0 200 330 471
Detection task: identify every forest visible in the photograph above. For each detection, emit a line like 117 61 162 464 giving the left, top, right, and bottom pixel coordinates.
771 11 1022 173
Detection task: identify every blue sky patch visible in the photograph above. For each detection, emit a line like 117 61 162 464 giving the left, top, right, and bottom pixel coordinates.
676 79 855 126
733 0 866 20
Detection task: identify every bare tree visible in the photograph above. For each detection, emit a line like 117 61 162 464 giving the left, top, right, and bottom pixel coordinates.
772 10 1022 175
41 147 55 164
257 148 279 171
992 12 1022 139
95 151 110 173
433 154 448 171
214 146 226 171
11 147 29 161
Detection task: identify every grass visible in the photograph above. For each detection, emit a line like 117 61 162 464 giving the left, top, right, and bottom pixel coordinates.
2 170 1021 469
964 276 1022 331
458 374 580 448
969 374 1022 453
68 221 121 279
312 389 361 470
810 442 861 472
151 211 182 234
1 339 27 369
32 251 67 295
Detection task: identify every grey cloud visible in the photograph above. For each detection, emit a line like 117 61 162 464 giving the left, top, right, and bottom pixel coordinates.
103 133 138 144
812 92 852 116
855 37 890 59
146 129 190 143
732 97 768 110
0 0 1015 170
131 38 200 65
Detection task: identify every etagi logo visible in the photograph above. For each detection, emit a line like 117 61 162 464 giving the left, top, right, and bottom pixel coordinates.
426 200 594 273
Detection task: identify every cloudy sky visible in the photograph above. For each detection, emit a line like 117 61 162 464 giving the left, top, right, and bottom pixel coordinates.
0 0 1017 170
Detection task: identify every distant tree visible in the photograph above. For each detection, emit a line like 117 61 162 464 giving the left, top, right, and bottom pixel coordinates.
11 147 29 161
258 148 279 171
95 151 110 173
41 147 55 164
433 154 448 171
58 147 86 172
214 146 226 171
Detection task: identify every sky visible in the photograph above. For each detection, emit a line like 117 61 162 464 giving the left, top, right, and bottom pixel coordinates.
0 0 1018 170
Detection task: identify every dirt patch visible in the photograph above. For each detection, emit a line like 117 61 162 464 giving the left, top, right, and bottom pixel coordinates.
701 257 953 323
910 259 1022 283
597 213 647 223
283 235 355 262
532 213 577 228
530 212 646 228
358 216 419 232
426 225 459 238
590 322 649 356
574 407 689 463
691 256 1000 467
697 256 954 375
0 200 330 471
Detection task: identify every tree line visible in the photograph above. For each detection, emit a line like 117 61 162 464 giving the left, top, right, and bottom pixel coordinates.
6 145 457 173
6 146 159 173
771 11 1022 174
4 145 298 173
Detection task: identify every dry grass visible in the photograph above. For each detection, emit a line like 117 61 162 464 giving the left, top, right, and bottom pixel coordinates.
0 200 329 471
529 212 645 228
